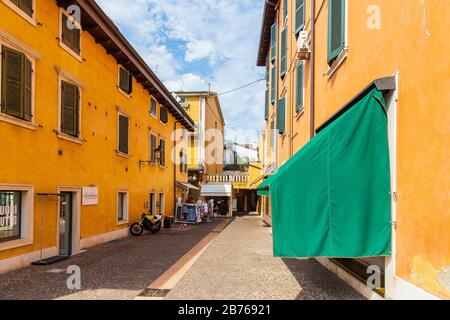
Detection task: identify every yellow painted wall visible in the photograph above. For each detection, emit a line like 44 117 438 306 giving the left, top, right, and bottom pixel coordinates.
204 95 224 175
0 1 187 260
264 0 450 298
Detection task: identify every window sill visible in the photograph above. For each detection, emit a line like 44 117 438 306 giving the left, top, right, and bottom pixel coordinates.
0 0 36 27
116 150 132 159
56 131 84 145
327 48 348 79
0 113 39 131
117 87 131 99
150 112 157 119
160 121 168 127
59 41 82 62
0 239 33 252
296 108 305 120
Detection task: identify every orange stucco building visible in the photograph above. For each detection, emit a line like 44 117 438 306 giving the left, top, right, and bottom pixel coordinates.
257 0 449 299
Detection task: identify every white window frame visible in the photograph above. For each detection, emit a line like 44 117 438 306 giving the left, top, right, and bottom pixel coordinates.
0 184 34 252
117 65 132 98
0 28 40 131
1 0 36 27
56 66 85 144
58 8 82 62
117 190 129 225
116 108 131 158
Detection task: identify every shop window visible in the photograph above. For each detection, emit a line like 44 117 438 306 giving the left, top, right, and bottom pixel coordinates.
118 66 132 95
118 114 129 155
117 191 128 222
60 81 80 137
60 11 81 57
0 191 21 243
1 46 33 122
150 98 157 117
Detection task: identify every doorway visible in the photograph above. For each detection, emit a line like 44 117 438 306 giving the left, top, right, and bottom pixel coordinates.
59 192 73 257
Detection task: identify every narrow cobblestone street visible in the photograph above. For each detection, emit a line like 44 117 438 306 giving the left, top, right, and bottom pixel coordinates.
166 216 364 300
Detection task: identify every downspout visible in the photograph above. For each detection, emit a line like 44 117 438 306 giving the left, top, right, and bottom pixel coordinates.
174 120 180 220
310 0 316 139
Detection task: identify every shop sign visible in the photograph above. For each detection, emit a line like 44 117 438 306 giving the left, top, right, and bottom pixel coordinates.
82 187 98 206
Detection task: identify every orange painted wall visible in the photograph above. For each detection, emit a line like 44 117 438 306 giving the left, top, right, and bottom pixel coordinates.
263 0 450 298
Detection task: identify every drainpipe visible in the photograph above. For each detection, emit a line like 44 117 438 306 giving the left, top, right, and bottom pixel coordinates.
174 120 180 222
310 0 316 139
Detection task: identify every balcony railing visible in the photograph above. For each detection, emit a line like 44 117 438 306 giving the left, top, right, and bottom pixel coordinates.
205 174 249 184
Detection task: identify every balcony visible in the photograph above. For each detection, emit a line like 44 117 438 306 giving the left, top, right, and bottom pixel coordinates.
204 174 249 184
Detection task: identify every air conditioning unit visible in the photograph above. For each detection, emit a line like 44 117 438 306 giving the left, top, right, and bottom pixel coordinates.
297 31 310 60
180 102 190 108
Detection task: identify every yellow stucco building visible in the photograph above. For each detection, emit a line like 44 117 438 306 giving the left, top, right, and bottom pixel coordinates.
257 0 449 299
0 0 195 273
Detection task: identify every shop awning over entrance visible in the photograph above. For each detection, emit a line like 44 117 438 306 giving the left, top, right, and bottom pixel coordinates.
201 184 232 197
177 181 200 191
269 87 392 258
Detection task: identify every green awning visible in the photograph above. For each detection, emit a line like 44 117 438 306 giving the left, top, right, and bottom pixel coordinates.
270 87 392 258
256 173 278 196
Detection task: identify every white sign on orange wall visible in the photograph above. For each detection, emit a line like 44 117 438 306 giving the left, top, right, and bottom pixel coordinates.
82 187 98 206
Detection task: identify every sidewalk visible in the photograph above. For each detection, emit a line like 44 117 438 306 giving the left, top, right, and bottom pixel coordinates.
165 216 365 300
0 220 224 300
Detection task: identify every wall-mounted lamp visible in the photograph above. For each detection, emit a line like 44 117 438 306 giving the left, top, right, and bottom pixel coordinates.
139 146 163 170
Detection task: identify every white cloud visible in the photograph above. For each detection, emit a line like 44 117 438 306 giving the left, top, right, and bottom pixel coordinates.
96 0 266 141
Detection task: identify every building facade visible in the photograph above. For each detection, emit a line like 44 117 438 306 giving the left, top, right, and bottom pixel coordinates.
257 0 449 299
0 0 195 273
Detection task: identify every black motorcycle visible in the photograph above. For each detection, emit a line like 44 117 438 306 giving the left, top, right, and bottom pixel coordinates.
130 212 164 236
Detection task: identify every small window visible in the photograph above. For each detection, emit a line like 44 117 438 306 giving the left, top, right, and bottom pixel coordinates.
328 0 346 64
117 192 128 222
277 97 286 134
60 81 80 137
158 193 165 214
295 0 306 35
270 120 275 149
159 138 166 167
118 67 132 94
150 133 157 162
283 0 288 23
1 46 33 122
9 0 33 17
61 12 81 56
280 28 287 78
150 98 157 117
118 114 129 154
0 190 22 243
270 65 276 104
296 63 304 113
160 106 168 124
270 23 277 62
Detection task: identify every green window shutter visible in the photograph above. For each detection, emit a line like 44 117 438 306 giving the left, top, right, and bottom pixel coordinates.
61 81 78 137
270 65 276 104
61 14 71 48
283 0 288 22
150 134 156 161
270 23 277 61
24 58 32 121
295 0 305 34
72 27 81 55
280 28 287 78
270 120 275 148
119 67 131 93
328 0 346 64
264 89 269 120
160 107 168 124
118 115 129 154
160 139 166 166
2 47 24 119
277 97 286 134
296 63 304 113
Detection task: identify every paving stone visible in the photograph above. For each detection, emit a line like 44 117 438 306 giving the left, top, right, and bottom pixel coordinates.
165 216 365 300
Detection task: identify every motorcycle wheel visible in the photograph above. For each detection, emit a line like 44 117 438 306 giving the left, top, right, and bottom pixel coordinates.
150 223 162 234
130 223 144 236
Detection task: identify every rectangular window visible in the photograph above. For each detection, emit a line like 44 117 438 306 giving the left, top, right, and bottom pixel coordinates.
296 63 304 113
150 133 157 162
118 114 129 154
60 81 80 137
150 98 157 117
160 106 168 124
270 23 277 62
264 89 269 120
277 97 286 134
283 0 288 23
0 191 22 243
61 13 81 55
159 139 166 166
1 46 33 122
117 192 128 222
119 66 132 94
295 0 306 34
328 0 346 64
9 0 33 17
149 193 156 215
158 193 165 214
270 65 276 104
280 28 287 78
270 120 275 149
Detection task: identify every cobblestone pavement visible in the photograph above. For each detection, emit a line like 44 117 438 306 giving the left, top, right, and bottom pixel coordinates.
0 219 224 300
166 216 365 300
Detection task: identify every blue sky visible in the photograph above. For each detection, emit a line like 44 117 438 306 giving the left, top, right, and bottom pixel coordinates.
96 0 266 143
